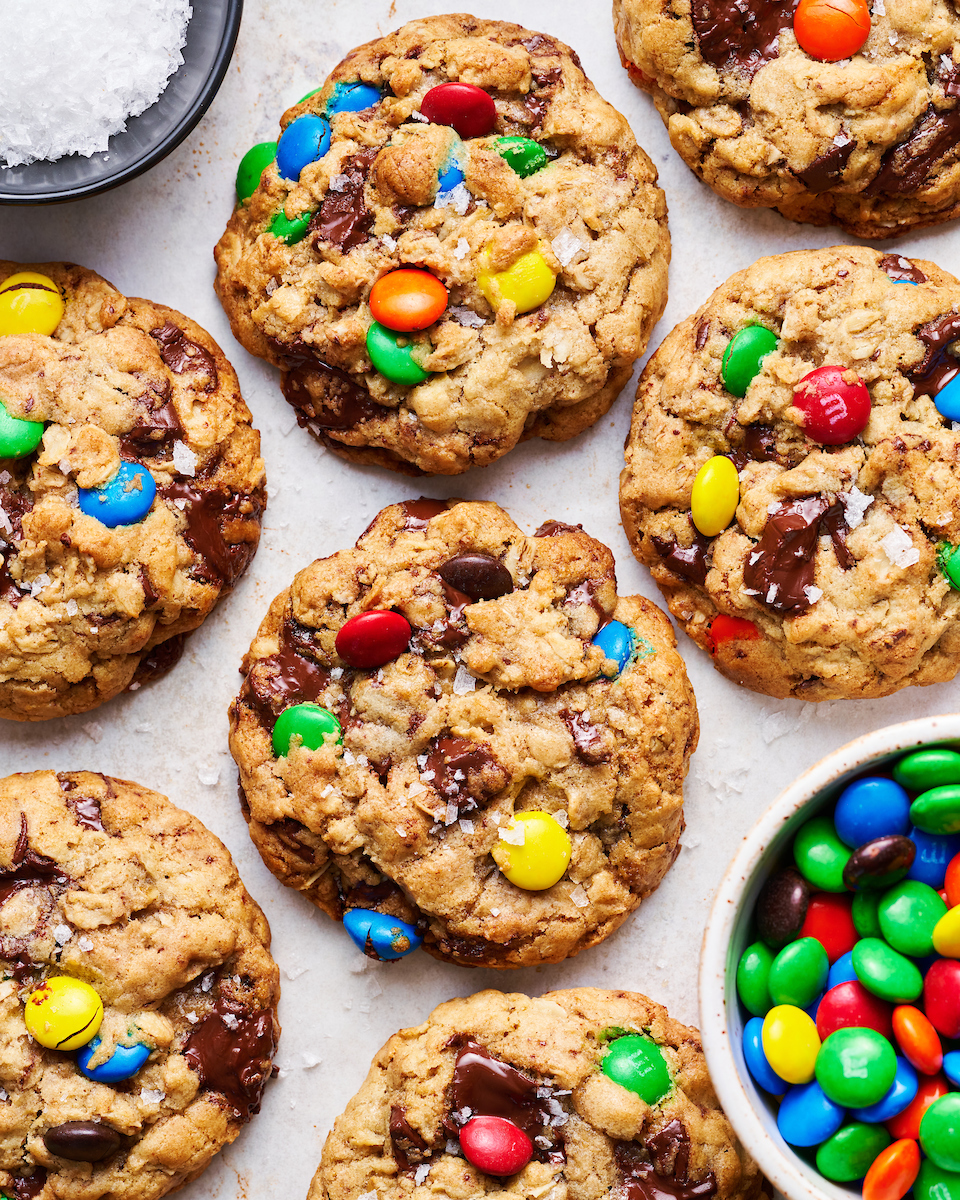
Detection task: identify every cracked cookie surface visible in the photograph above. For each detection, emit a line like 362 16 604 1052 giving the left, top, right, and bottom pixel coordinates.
228 499 698 968
614 0 960 237
310 987 764 1200
0 262 266 721
214 13 669 476
620 245 960 700
0 770 279 1200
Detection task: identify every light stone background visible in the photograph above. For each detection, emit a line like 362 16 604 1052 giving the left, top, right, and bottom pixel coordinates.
1 2 958 1196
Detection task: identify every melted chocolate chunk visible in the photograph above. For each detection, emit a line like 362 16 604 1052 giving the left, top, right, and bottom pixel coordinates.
343 877 406 909
616 1121 718 1200
0 548 24 607
695 318 710 351
446 1036 565 1162
437 553 513 602
522 64 563 128
0 482 33 539
269 817 319 863
652 533 712 584
880 254 928 284
281 353 386 431
401 498 448 529
744 423 783 463
119 383 184 458
390 1106 431 1173
866 105 960 196
796 138 855 192
128 633 188 691
242 619 331 729
60 780 104 833
743 497 850 613
947 67 960 99
182 996 276 1122
534 520 583 536
691 0 796 74
150 321 217 390
43 1121 121 1162
560 708 611 764
565 577 609 624
908 312 960 396
5 1170 47 1200
310 148 378 250
0 814 70 906
159 481 261 588
423 736 504 813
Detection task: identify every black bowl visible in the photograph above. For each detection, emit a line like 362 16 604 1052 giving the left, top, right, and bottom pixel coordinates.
0 0 242 204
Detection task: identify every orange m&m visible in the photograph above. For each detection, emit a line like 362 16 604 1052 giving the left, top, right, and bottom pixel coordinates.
892 1005 943 1076
794 0 870 61
862 1138 921 1200
369 269 447 332
945 851 960 907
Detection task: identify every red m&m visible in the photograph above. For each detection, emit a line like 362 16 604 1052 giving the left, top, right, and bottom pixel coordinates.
335 611 411 669
369 270 448 332
459 1115 533 1176
421 82 496 138
793 365 871 444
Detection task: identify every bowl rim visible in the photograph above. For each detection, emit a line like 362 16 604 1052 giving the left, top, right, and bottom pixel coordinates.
698 712 960 1200
0 0 243 205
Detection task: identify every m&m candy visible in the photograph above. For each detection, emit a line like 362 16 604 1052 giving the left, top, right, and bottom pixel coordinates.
477 246 556 315
236 141 276 202
491 811 571 890
459 1115 533 1176
494 136 548 177
691 455 739 537
366 323 430 386
793 365 871 444
276 114 331 181
0 396 44 458
794 0 871 61
272 702 342 758
326 80 381 116
24 976 103 1050
601 1033 672 1103
721 325 777 397
369 270 448 332
592 620 634 675
77 1036 151 1083
0 272 64 336
735 739 960 1195
268 207 313 246
420 82 496 138
937 543 960 592
335 610 411 669
77 461 156 528
342 908 422 960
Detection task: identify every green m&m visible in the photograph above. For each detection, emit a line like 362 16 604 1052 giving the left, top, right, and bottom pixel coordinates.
920 1092 960 1173
721 325 778 398
911 784 960 835
816 1123 892 1183
851 937 924 1003
237 141 277 202
815 1027 897 1108
0 397 44 458
793 815 851 892
494 136 548 177
736 941 774 1016
852 889 883 938
878 880 948 958
268 207 313 246
937 542 960 592
894 747 960 790
366 322 430 386
768 936 829 1008
915 1157 960 1200
601 1034 672 1104
272 703 342 758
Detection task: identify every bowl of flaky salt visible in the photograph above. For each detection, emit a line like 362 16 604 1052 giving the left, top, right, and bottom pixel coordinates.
0 0 242 203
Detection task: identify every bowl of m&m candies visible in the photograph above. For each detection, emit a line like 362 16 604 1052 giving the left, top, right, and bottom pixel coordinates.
700 716 960 1200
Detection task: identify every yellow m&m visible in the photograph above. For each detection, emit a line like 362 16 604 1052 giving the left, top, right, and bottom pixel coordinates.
691 455 740 537
761 1004 821 1084
478 247 556 315
491 810 571 890
24 976 103 1050
0 272 65 337
932 905 960 957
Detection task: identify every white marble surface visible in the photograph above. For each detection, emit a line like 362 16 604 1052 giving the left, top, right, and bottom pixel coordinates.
0 2 959 1196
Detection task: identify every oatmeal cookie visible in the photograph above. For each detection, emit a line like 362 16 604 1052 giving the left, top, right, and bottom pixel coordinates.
620 245 960 700
229 499 698 968
614 0 960 237
0 770 279 1200
310 987 764 1200
0 261 265 721
214 13 669 476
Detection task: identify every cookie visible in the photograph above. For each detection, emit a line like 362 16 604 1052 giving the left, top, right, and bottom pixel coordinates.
229 498 698 968
0 262 265 721
214 13 669 476
614 0 960 237
310 987 764 1200
619 244 960 701
0 770 280 1200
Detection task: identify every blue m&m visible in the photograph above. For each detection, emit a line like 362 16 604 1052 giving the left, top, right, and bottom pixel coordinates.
327 81 381 116
77 1036 151 1083
592 621 634 674
343 909 421 960
78 462 156 528
934 374 960 422
276 114 331 181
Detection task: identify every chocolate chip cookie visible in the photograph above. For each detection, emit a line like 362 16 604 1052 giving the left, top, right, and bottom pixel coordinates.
229 499 698 968
0 770 279 1200
310 987 764 1200
614 0 960 237
0 261 265 721
620 245 960 700
214 14 670 476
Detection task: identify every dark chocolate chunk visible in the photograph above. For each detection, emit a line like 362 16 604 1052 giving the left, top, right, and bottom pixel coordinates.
241 618 331 730
743 423 784 463
843 834 916 891
0 481 33 539
390 1106 432 1173
423 736 505 813
652 533 712 585
281 354 386 431
119 383 184 459
437 553 513 602
616 1120 718 1200
743 497 851 613
560 708 611 765
796 139 855 192
43 1121 121 1162
401 498 448 529
879 254 928 284
534 520 584 536
523 66 562 128
691 0 796 75
0 814 70 906
59 778 104 833
310 148 378 251
755 867 810 946
182 995 277 1122
0 548 24 608
565 577 609 624
695 318 710 351
150 321 218 390
159 481 262 589
866 105 960 196
908 312 960 396
5 1170 47 1199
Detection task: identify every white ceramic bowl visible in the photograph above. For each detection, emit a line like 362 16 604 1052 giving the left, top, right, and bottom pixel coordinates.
699 713 960 1200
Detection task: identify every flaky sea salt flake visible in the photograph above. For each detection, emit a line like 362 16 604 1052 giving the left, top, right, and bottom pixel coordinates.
841 485 874 528
499 821 525 846
569 885 589 908
414 1164 430 1184
453 665 477 694
449 305 484 327
803 585 823 604
881 525 920 568
172 441 197 476
53 924 72 945
551 229 583 267
435 183 470 215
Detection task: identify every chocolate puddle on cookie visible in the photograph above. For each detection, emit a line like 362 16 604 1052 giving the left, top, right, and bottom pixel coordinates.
160 481 262 588
866 105 960 196
691 0 797 75
0 815 71 907
908 312 960 395
616 1120 718 1200
743 496 851 614
182 994 277 1122
421 736 506 815
150 321 218 390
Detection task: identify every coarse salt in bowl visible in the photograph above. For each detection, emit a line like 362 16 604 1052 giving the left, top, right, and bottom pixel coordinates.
699 714 960 1200
0 0 241 203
